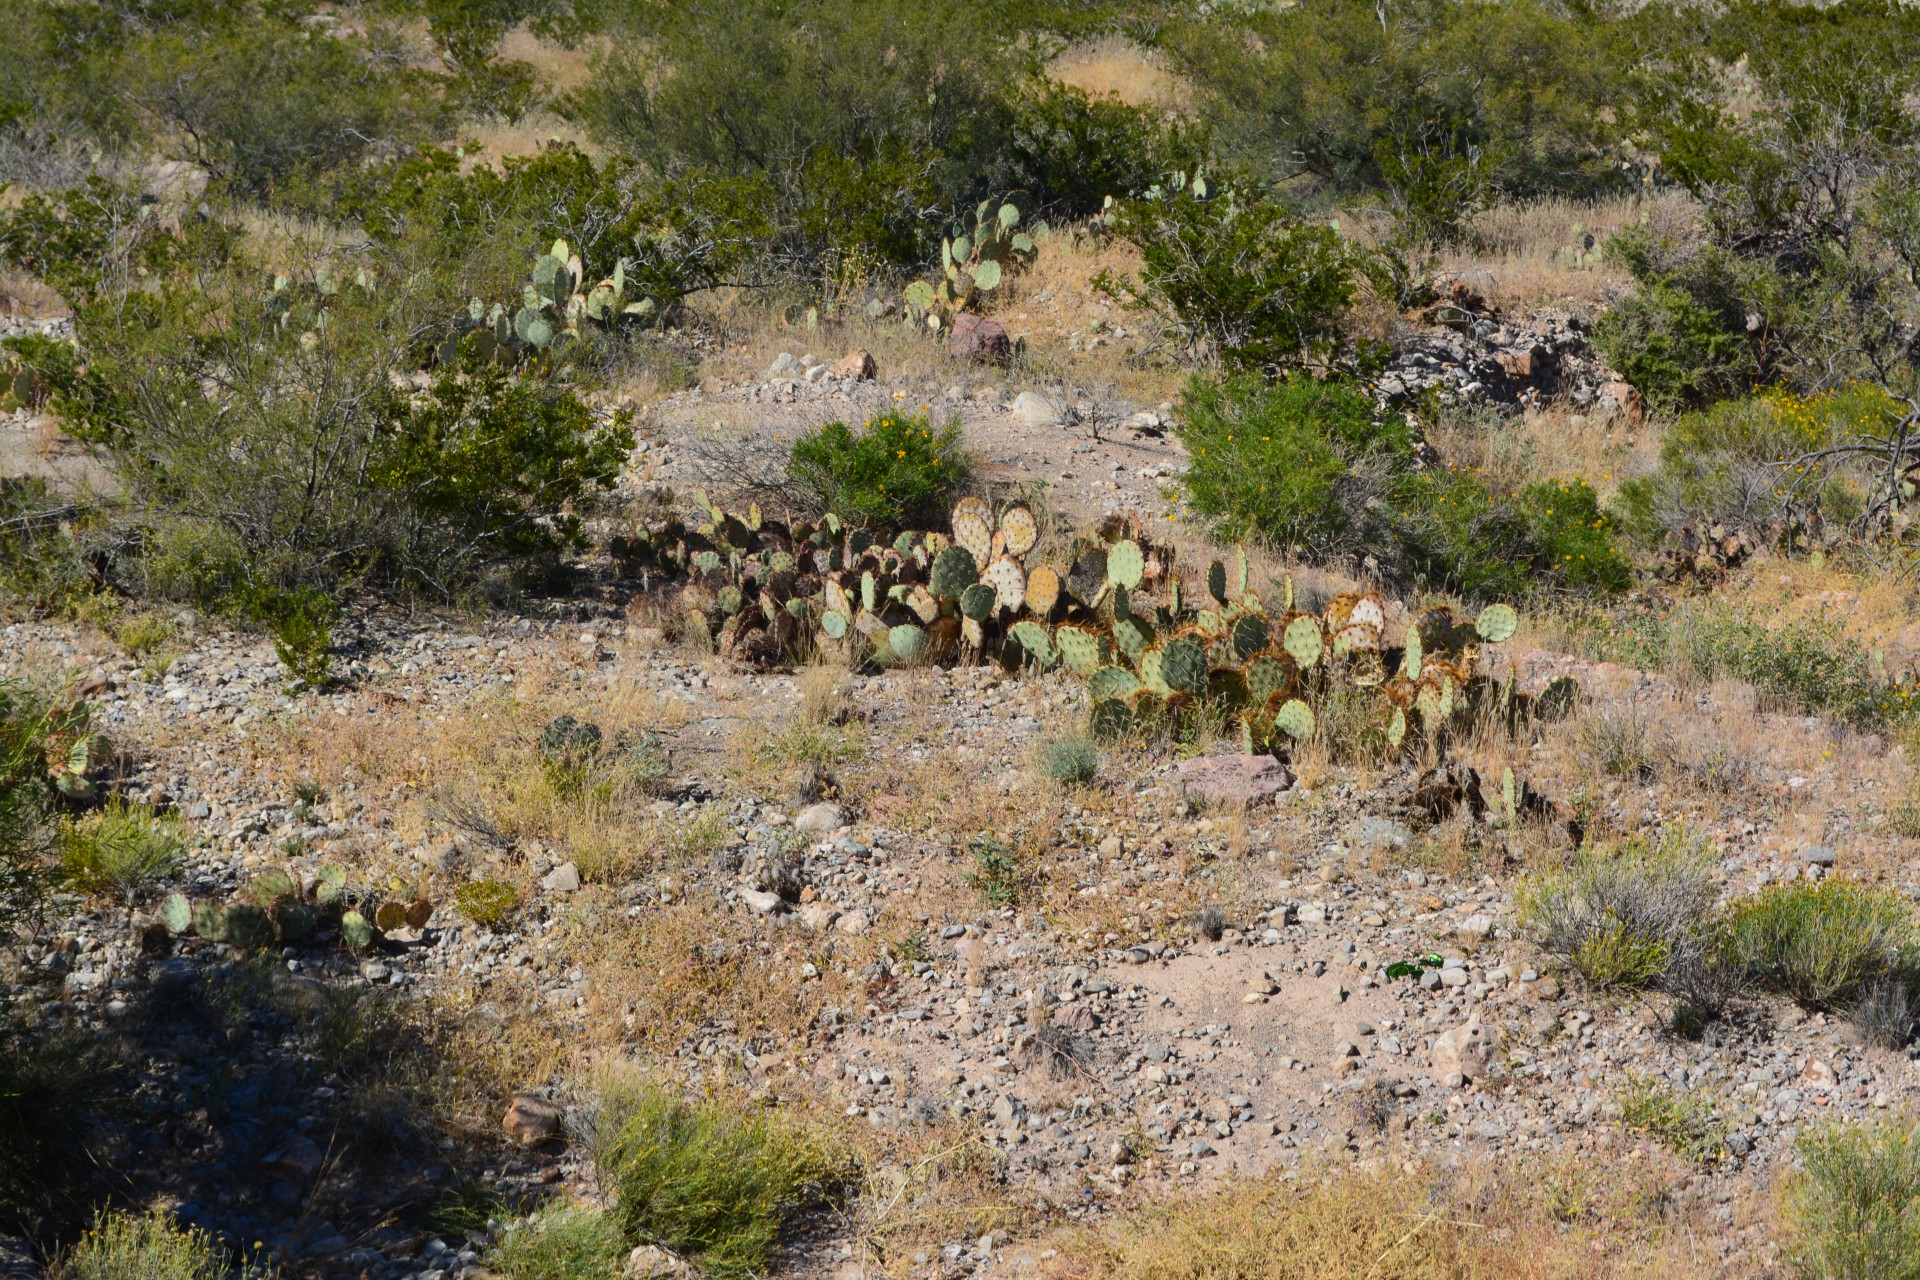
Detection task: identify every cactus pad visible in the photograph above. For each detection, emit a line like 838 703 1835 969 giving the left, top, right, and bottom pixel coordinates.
1088 664 1143 703
981 556 1027 613
1107 539 1144 590
959 583 997 621
952 500 993 561
1230 612 1270 661
1055 624 1107 676
159 893 192 934
999 503 1038 556
1207 559 1228 604
930 545 979 598
1387 707 1407 748
1138 645 1169 696
1282 616 1323 668
1476 603 1518 643
1068 547 1109 602
1159 635 1208 698
192 900 228 942
821 610 849 640
340 910 374 951
1025 565 1062 616
1275 699 1316 741
226 904 277 950
888 624 928 662
1112 613 1154 660
1009 620 1054 665
1088 698 1133 741
1402 624 1424 680
1244 654 1293 705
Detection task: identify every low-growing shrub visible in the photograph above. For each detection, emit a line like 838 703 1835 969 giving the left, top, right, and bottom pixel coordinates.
594 1079 848 1278
787 410 972 528
60 800 184 903
453 879 521 928
965 833 1022 908
1723 881 1919 1010
58 1210 227 1280
1850 976 1919 1051
489 1202 627 1280
0 678 60 932
1386 471 1632 599
1036 736 1099 787
1518 828 1721 994
1784 1117 1920 1280
1617 1073 1727 1164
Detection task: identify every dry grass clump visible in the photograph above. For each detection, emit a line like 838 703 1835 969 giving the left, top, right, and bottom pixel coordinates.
1435 192 1682 310
1048 35 1188 108
1043 1154 1721 1280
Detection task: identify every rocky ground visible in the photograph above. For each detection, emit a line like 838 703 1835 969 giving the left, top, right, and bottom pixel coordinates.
1 302 1909 1280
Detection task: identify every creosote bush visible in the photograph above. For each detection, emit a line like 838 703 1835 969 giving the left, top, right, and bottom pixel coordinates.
1518 828 1721 994
788 410 972 528
1785 1116 1920 1280
1723 881 1919 1011
57 1210 227 1280
593 1078 848 1278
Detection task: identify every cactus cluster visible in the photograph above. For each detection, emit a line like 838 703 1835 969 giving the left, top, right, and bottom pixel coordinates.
40 698 109 801
441 238 660 365
904 198 1040 329
157 865 429 954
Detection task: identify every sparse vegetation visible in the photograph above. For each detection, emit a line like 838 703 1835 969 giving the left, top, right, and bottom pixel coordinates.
1724 881 1920 1011
59 800 184 903
1036 735 1100 787
1519 828 1722 995
1617 1074 1728 1164
1784 1117 1920 1280
787 411 973 528
57 1210 228 1280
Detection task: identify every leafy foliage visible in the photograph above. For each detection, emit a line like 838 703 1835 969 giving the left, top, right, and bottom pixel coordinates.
788 411 973 528
1724 881 1920 1010
1786 1117 1920 1280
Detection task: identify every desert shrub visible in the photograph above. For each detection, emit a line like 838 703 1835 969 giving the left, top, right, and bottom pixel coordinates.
60 800 184 903
594 1079 848 1278
1617 1073 1728 1164
1591 229 1773 414
20 226 633 602
1175 372 1407 555
1849 976 1920 1050
965 834 1022 908
1036 735 1099 787
58 1210 227 1280
0 680 60 933
0 474 94 617
1577 702 1656 781
489 1202 627 1280
1723 881 1919 1010
1614 384 1886 545
253 588 335 690
453 879 521 928
1100 187 1365 373
1163 0 1626 202
1784 1116 1920 1280
787 411 971 528
1385 470 1632 599
1005 81 1208 219
1518 828 1722 994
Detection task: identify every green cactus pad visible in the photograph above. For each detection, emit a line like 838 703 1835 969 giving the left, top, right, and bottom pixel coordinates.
1476 603 1518 643
1206 560 1227 604
277 903 318 943
340 910 374 952
314 865 346 904
959 583 997 621
1275 699 1316 741
1088 698 1133 742
1068 547 1109 602
1107 539 1144 590
1230 613 1270 661
1245 654 1293 705
1402 624 1424 680
250 868 296 906
821 610 849 640
1282 616 1323 669
1112 613 1154 660
192 901 228 942
1088 665 1143 703
159 893 192 934
1159 635 1208 698
1055 624 1106 676
1387 707 1407 748
1138 645 1170 696
1208 668 1250 708
1009 619 1054 665
226 904 277 950
930 545 978 598
888 624 928 663
1502 766 1518 822
1195 609 1224 637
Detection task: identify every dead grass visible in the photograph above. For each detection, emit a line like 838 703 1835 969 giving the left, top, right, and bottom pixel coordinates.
1048 35 1189 109
1042 1151 1733 1280
1435 191 1695 312
1424 403 1659 501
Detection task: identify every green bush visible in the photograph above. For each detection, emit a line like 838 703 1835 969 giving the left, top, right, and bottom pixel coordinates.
1386 470 1632 599
965 833 1022 908
58 1210 227 1280
1724 881 1919 1010
1614 384 1886 545
1785 1117 1920 1280
1036 735 1100 787
787 411 971 528
1518 828 1722 994
595 1080 847 1279
1174 372 1408 555
490 1202 627 1280
454 879 522 928
0 679 60 933
1101 188 1364 374
1617 1073 1728 1164
0 474 93 617
60 800 184 904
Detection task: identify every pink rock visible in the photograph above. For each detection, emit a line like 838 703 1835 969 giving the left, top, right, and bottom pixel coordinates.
1176 754 1294 807
948 312 1011 363
503 1093 563 1146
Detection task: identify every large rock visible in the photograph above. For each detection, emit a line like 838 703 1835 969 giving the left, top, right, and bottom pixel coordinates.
1011 390 1060 427
503 1093 564 1146
1594 380 1646 426
835 349 876 380
794 802 846 833
949 312 1011 363
540 861 581 893
1431 1015 1494 1083
1177 754 1294 807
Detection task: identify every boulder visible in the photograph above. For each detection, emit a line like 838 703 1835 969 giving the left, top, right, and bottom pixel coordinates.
1431 1015 1494 1082
1011 390 1059 427
794 802 846 833
1176 754 1294 807
835 349 876 380
1594 380 1646 426
540 861 581 893
765 351 803 379
949 312 1011 363
502 1094 563 1146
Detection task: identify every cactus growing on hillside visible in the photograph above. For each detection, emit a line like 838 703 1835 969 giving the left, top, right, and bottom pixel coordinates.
157 864 427 953
904 198 1041 328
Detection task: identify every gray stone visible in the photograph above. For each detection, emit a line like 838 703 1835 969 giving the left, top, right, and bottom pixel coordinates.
740 887 784 915
1011 391 1059 427
1346 817 1412 851
765 352 803 379
794 802 846 833
540 861 581 893
1801 845 1837 867
1177 754 1295 807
